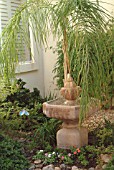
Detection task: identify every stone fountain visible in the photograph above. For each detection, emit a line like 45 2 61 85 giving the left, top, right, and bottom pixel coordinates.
43 74 100 149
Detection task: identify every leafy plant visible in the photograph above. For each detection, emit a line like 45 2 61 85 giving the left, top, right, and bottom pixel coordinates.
0 79 47 131
53 27 114 109
97 128 113 146
105 155 114 170
33 146 100 167
0 135 29 170
89 118 114 147
34 118 61 148
3 78 45 108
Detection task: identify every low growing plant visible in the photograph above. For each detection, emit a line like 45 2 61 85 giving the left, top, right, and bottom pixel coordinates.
0 135 29 170
33 146 99 167
105 154 114 170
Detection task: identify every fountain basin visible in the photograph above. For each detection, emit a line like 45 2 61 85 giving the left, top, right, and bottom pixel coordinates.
43 98 80 121
43 98 100 121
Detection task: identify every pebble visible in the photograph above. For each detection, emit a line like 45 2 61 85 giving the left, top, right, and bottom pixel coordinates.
100 154 112 163
42 164 54 170
32 156 112 170
34 159 42 164
35 164 43 168
88 168 95 170
102 164 107 169
55 167 61 170
71 166 79 170
60 164 66 170
29 163 35 170
95 165 101 170
66 166 71 170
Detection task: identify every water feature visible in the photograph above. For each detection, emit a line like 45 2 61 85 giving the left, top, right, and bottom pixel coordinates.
43 74 100 149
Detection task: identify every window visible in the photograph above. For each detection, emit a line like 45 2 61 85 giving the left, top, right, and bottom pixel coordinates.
0 0 38 73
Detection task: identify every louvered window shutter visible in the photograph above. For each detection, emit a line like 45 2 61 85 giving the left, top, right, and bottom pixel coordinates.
0 0 31 61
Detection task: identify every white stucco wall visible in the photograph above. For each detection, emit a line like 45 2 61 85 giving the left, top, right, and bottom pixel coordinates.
43 35 60 97
16 56 45 97
16 0 114 98
100 0 114 15
16 33 45 97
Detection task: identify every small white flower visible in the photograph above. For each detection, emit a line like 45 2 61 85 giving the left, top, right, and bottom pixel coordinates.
58 154 60 158
52 152 55 155
48 154 51 157
39 150 43 152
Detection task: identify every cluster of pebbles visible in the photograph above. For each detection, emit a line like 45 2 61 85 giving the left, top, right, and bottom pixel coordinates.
82 109 114 131
29 153 112 170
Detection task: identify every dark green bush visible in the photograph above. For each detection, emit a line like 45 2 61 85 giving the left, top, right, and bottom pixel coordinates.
0 79 47 131
105 155 114 170
3 78 45 108
0 135 29 170
0 79 61 149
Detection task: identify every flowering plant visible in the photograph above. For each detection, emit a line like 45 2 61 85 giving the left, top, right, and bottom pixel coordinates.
33 147 82 165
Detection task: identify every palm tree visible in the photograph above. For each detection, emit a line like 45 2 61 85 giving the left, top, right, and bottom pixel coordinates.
0 0 114 122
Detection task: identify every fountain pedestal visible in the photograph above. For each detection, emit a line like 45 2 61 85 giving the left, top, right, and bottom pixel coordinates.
57 126 88 149
43 74 100 149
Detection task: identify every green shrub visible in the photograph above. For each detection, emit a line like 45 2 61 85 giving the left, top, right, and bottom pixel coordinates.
34 118 61 148
0 79 62 150
0 135 29 170
105 155 114 170
3 78 45 108
0 79 47 131
89 119 114 147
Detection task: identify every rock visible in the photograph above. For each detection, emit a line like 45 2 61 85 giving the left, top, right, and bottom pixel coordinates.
71 166 79 170
88 168 95 170
55 167 61 170
29 163 35 170
60 164 66 170
18 138 26 142
34 159 42 164
35 164 43 168
100 154 112 163
102 164 107 169
43 164 54 170
66 166 72 170
95 165 102 170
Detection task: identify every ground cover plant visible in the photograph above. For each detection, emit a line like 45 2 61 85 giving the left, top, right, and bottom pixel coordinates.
0 134 29 170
